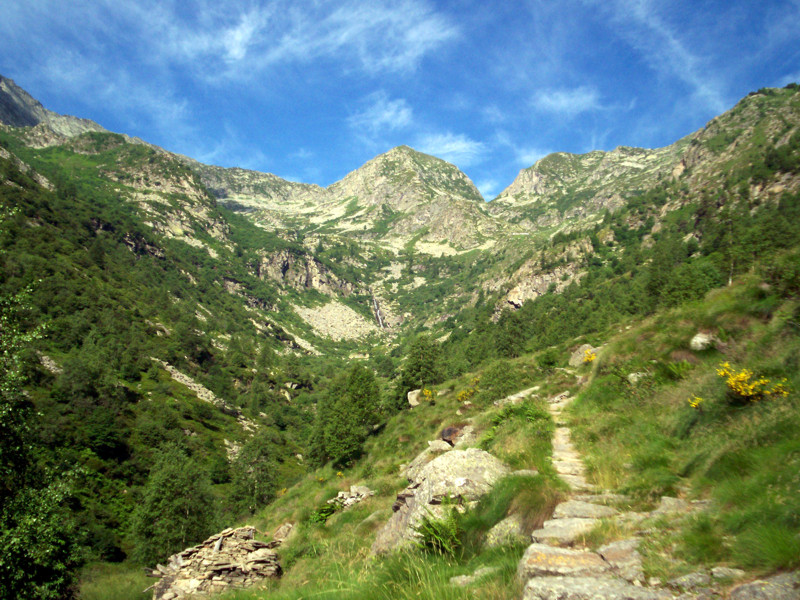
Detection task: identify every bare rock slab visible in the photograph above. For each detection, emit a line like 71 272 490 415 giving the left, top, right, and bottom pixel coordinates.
532 518 598 546
599 539 645 583
729 571 800 600
372 448 510 554
517 543 609 580
523 576 673 600
554 500 619 519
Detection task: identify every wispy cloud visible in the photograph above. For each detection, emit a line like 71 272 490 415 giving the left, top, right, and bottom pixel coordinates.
476 179 499 199
591 0 727 114
348 91 413 137
138 0 458 80
533 86 601 116
416 132 486 167
515 147 553 166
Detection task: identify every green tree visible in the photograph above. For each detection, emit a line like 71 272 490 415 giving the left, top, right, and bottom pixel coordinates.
310 364 380 467
131 444 217 565
231 433 281 512
0 284 79 599
394 335 443 408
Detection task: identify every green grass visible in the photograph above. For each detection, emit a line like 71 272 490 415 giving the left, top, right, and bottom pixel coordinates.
78 563 151 600
570 276 800 575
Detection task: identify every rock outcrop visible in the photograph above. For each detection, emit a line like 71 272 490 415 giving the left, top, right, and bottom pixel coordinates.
150 527 281 600
371 448 510 554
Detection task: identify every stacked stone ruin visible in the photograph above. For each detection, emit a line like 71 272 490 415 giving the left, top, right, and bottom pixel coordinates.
150 526 281 599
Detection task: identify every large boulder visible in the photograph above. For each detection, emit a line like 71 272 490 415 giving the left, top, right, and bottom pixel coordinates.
569 344 596 367
371 448 510 554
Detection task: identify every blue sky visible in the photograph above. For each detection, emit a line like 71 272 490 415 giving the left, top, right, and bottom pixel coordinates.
2 1 799 199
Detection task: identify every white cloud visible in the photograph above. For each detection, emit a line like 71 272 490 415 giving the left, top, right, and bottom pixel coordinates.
137 0 458 79
416 132 486 167
348 91 413 137
476 179 499 199
533 86 601 116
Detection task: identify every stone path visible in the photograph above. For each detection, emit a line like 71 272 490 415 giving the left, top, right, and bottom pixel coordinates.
517 391 682 599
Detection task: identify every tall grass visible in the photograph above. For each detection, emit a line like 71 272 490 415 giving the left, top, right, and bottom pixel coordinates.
570 278 800 574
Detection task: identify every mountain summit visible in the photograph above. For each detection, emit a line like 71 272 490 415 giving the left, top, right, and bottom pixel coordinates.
0 74 106 139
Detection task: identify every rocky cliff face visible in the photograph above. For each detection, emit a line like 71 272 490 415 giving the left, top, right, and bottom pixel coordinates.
490 143 684 231
0 75 106 139
257 250 362 297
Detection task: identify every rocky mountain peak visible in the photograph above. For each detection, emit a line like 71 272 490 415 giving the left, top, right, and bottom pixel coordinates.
327 144 484 208
0 73 106 139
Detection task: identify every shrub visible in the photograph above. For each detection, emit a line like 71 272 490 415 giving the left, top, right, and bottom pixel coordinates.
716 362 790 404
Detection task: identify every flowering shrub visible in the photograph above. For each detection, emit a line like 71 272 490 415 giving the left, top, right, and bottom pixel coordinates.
421 388 434 403
583 348 597 363
716 362 790 404
687 395 703 409
456 376 480 403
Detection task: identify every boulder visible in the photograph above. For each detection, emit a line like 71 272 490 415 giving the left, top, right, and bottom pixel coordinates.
569 345 595 367
404 440 452 481
553 500 618 519
531 518 598 546
408 389 422 407
371 448 510 554
689 332 715 351
485 515 527 548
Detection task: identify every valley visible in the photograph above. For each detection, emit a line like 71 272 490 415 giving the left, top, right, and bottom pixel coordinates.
1 75 800 599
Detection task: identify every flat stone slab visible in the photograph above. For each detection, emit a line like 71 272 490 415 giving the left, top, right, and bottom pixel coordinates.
532 518 598 545
729 571 800 600
573 493 632 506
523 576 673 600
599 539 644 583
517 543 609 580
553 460 586 476
554 500 619 519
559 473 592 490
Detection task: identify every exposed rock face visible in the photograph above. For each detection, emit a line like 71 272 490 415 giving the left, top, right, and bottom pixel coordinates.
152 359 257 432
325 145 497 249
485 514 527 548
150 527 281 600
258 250 361 297
371 448 510 554
0 75 107 138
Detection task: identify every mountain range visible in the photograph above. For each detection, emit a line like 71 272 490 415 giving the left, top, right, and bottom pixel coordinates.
1 74 799 599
